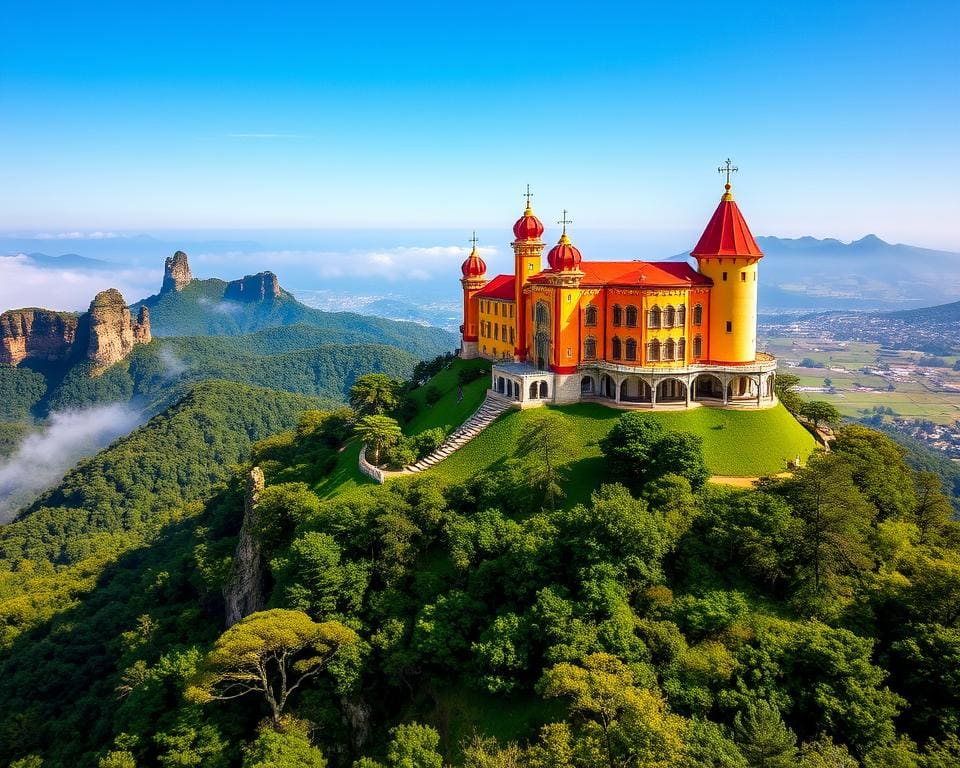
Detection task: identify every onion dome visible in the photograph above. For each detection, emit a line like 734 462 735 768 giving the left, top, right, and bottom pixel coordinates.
547 231 583 271
513 192 545 241
461 233 487 278
690 177 764 259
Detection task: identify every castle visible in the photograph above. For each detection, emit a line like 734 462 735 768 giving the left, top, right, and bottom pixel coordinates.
459 169 777 409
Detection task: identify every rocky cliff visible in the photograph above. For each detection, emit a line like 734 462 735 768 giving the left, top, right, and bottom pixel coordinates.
0 309 79 366
223 466 267 627
161 250 193 293
86 289 152 371
224 271 281 303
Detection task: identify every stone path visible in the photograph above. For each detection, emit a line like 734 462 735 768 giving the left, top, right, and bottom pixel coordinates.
404 394 512 472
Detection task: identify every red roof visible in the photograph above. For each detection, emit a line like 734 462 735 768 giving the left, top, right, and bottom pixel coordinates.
690 188 763 258
530 260 710 288
547 236 582 271
513 207 545 240
475 274 515 300
460 248 487 277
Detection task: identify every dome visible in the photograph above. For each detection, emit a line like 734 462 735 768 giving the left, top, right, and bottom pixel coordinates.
513 205 545 240
547 232 582 271
461 245 487 278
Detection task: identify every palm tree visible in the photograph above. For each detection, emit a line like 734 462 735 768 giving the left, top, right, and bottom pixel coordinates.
349 373 402 416
354 415 403 465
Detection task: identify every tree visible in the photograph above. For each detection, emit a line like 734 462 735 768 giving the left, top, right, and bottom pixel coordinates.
519 410 573 511
800 401 841 430
349 373 402 416
186 609 359 726
600 413 708 491
774 373 803 414
242 718 327 768
354 415 403 466
912 472 955 545
732 700 797 768
651 432 709 491
385 723 443 768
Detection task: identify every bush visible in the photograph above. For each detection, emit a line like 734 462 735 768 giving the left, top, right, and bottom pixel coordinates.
410 428 446 460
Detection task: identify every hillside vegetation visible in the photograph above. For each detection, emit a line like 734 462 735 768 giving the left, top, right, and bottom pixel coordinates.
0 358 958 768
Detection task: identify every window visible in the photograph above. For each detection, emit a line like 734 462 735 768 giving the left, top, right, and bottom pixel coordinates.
494 324 499 340
612 336 622 360
494 303 499 315
626 305 638 327
664 305 676 327
502 324 507 341
509 327 515 345
584 336 597 360
647 339 660 362
664 338 675 361
584 304 598 327
510 305 514 318
693 335 702 357
677 337 686 359
693 304 703 325
612 304 623 327
625 338 637 361
722 272 728 281
648 305 661 328
740 272 746 282
677 304 686 326
726 320 733 333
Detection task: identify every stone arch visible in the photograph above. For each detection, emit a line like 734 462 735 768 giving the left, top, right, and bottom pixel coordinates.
728 375 758 400
580 375 595 394
692 373 724 401
600 374 616 399
620 376 652 403
539 380 549 399
656 377 687 403
529 381 539 399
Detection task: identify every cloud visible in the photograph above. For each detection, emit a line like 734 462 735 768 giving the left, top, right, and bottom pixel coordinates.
0 255 159 312
33 231 127 240
0 404 145 523
197 244 500 282
157 346 187 378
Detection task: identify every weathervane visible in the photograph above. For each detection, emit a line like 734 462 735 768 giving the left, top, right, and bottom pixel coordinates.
557 209 572 235
524 184 533 208
718 158 738 185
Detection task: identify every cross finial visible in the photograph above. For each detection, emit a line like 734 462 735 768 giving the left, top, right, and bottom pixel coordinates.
557 209 572 235
469 231 479 250
524 184 533 209
718 158 738 186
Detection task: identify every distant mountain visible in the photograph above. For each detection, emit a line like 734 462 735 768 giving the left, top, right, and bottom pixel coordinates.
674 234 960 311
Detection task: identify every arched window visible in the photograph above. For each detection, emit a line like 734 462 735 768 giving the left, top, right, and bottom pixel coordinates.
584 304 598 327
539 381 548 398
626 305 638 327
625 338 637 361
647 305 661 328
612 336 622 360
677 337 686 359
693 334 702 358
664 305 676 328
677 304 686 326
584 336 597 360
612 304 623 327
664 338 675 360
648 339 661 361
693 304 703 326
529 382 539 399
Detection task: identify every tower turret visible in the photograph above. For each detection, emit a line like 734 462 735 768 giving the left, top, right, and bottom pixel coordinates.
690 161 763 363
512 185 545 360
459 232 487 359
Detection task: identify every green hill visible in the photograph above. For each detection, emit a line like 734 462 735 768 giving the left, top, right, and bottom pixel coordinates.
133 279 457 359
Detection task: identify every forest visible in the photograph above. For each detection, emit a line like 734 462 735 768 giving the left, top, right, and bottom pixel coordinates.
0 360 958 768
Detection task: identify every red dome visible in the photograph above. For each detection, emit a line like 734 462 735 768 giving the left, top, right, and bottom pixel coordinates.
513 206 545 240
547 233 582 271
461 247 486 278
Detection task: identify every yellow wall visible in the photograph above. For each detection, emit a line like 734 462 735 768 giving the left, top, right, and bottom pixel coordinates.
478 298 517 360
696 257 758 362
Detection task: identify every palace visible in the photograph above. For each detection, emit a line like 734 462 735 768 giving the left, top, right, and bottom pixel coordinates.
459 169 777 408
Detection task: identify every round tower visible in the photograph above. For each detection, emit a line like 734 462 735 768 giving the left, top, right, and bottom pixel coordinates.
690 171 764 363
459 233 487 359
512 186 545 361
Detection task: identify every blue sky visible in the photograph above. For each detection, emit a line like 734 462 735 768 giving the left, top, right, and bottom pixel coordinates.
1 1 958 247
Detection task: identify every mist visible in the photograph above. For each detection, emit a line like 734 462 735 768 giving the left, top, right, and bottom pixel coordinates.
0 403 145 523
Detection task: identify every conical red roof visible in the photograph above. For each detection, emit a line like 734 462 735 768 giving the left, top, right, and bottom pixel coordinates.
690 185 763 258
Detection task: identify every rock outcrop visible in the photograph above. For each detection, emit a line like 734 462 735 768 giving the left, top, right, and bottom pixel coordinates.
224 271 281 303
133 306 151 344
161 250 193 293
86 288 151 371
0 309 79 366
223 466 267 627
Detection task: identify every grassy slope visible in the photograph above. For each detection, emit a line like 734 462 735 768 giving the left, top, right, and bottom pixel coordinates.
403 358 491 436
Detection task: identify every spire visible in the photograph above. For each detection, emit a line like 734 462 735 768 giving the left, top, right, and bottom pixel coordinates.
557 209 572 243
690 161 763 259
513 185 545 240
461 231 487 278
547 210 582 271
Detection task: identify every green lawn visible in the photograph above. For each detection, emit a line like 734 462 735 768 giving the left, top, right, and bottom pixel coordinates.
421 401 816 507
313 439 374 499
404 358 492 436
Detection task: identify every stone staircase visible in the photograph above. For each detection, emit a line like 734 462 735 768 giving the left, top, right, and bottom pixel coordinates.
404 393 512 473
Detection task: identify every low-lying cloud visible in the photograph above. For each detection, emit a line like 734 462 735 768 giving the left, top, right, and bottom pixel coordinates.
0 255 158 312
0 404 145 523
